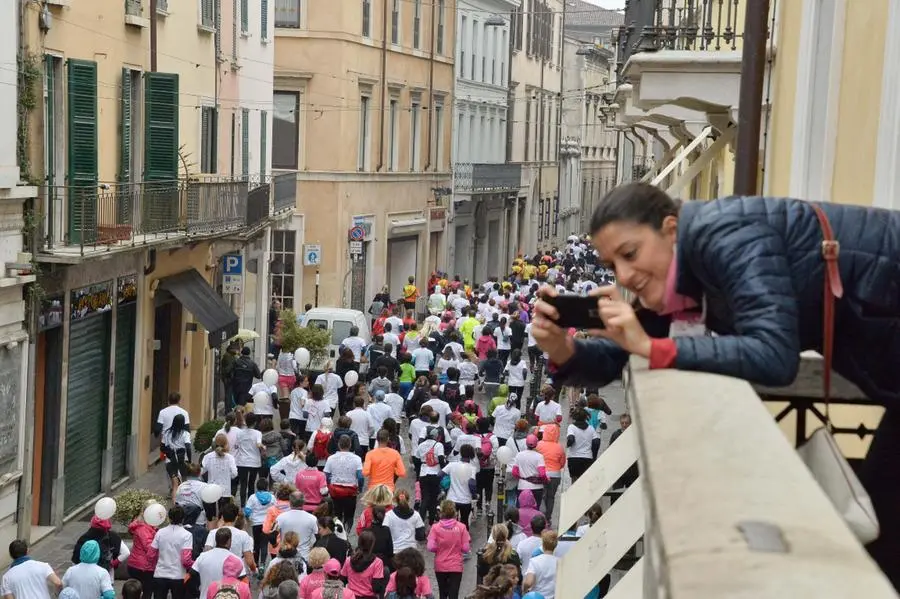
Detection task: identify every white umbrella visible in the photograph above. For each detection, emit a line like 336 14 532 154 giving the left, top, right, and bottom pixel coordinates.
229 328 260 342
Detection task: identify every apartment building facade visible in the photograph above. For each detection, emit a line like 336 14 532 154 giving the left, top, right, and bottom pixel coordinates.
19 0 278 529
508 0 564 253
273 0 454 311
450 0 519 282
0 0 38 559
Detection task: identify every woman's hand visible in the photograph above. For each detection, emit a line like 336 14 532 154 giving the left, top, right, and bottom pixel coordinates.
531 285 576 365
593 286 653 358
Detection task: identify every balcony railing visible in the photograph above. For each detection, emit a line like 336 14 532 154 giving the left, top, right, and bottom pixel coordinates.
616 0 745 79
454 162 522 193
125 0 142 17
272 172 297 213
556 356 896 598
39 175 288 257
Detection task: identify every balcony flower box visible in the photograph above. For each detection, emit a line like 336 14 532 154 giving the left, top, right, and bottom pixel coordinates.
97 224 133 244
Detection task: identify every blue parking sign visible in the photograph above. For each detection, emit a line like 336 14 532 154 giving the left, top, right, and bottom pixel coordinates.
223 254 243 275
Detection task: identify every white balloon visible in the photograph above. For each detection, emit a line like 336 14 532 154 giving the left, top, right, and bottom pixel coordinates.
253 391 270 405
143 503 167 527
496 445 516 466
200 483 223 504
262 368 279 387
94 497 117 520
294 347 311 369
344 370 359 387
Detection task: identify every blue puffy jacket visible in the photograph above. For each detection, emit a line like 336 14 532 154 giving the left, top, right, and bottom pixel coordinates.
555 196 900 405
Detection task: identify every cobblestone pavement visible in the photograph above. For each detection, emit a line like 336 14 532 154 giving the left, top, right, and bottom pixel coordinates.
30 378 627 598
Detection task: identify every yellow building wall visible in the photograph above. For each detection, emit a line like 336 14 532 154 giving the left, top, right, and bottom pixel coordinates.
137 245 215 469
155 11 217 176
24 2 149 184
766 0 889 205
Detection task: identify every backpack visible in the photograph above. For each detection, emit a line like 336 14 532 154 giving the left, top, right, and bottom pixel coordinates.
98 535 115 571
478 433 494 469
213 583 242 599
424 442 439 468
442 382 461 409
313 431 333 461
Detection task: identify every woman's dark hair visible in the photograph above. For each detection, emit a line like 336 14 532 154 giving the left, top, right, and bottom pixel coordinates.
224 412 235 433
170 414 187 438
351 530 375 567
571 407 588 424
590 182 680 234
394 566 418 596
509 349 522 365
259 418 273 433
393 547 426 576
311 384 324 401
460 444 476 461
382 418 398 437
245 412 258 427
476 417 491 435
371 505 386 525
306 452 319 468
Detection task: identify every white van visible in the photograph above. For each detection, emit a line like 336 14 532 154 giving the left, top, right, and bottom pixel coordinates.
300 307 371 370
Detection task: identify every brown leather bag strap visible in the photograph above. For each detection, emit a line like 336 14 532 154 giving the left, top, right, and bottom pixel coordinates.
811 204 844 427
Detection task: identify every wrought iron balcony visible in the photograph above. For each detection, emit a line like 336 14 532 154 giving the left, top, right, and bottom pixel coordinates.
616 0 745 80
272 172 297 214
454 163 522 193
38 176 286 259
125 0 142 17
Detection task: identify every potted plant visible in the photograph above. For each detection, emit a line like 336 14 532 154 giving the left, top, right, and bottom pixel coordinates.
112 489 168 527
194 419 225 453
275 310 330 419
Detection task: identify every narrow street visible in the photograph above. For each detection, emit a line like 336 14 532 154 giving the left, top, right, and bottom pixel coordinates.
28 379 627 597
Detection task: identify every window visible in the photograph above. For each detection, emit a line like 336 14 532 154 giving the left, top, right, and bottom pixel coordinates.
391 0 400 45
537 198 544 241
410 96 421 171
506 91 514 161
273 91 299 169
388 98 399 171
119 68 143 184
500 30 507 85
553 196 559 235
358 94 371 171
362 0 371 36
200 106 218 173
468 114 476 161
479 115 486 161
241 108 250 177
544 198 551 238
329 320 353 346
484 27 491 83
201 0 215 28
511 5 523 51
437 0 445 54
459 17 467 78
260 111 268 174
413 0 421 49
456 112 464 162
434 102 444 169
274 0 300 28
270 230 296 310
525 0 532 55
525 94 532 161
472 20 478 80
240 0 248 32
261 0 269 39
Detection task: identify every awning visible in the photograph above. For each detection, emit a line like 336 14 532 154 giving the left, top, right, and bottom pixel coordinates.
158 268 239 347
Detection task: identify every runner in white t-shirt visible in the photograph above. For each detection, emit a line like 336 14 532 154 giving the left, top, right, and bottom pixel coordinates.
1 542 60 599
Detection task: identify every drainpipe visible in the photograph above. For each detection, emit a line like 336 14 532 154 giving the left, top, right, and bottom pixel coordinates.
733 0 771 195
150 0 158 71
424 1 436 171
377 0 389 172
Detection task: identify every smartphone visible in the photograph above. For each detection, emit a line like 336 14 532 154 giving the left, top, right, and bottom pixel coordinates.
544 294 605 329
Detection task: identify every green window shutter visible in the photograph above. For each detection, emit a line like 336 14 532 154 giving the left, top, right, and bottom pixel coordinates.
66 59 98 245
119 68 132 183
144 72 179 231
261 0 268 40
241 0 248 31
143 72 179 182
242 108 250 177
260 111 267 175
45 55 56 189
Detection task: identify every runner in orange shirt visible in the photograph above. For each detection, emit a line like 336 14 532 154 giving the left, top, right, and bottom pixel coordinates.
362 429 406 491
536 424 566 523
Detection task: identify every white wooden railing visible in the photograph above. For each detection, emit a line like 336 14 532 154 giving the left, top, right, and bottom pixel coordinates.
556 357 897 598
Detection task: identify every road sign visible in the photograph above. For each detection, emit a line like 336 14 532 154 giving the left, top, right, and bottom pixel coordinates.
303 244 322 266
349 240 363 255
223 274 243 294
223 254 243 275
348 226 365 241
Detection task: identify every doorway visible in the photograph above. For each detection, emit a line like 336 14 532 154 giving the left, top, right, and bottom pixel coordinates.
34 327 62 526
150 302 174 452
